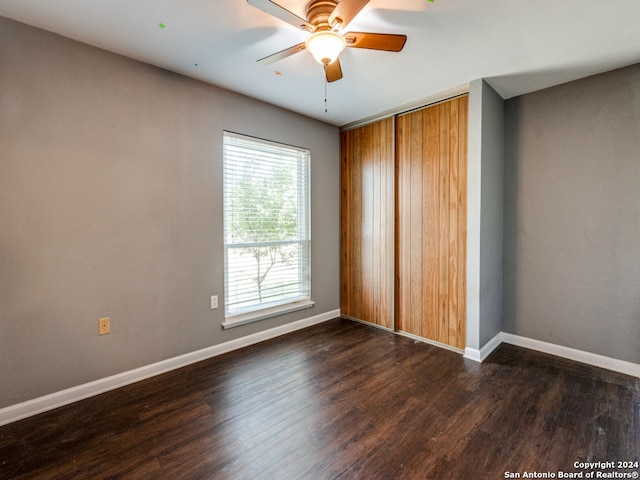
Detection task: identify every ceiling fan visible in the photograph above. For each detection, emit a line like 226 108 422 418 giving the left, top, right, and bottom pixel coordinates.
247 0 407 82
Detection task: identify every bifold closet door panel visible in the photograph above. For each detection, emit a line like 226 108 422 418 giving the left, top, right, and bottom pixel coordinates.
396 96 468 349
340 118 394 329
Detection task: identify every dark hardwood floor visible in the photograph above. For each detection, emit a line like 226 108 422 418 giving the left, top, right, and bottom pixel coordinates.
1 318 638 479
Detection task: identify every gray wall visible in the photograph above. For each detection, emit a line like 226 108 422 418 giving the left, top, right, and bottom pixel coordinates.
503 64 640 363
466 80 504 354
478 81 505 347
0 16 340 408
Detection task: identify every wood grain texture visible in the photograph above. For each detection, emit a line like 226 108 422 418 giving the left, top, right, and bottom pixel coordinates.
396 96 468 348
456 96 468 349
1 318 638 479
340 118 394 329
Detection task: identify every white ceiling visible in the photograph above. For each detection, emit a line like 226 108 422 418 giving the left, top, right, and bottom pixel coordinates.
2 0 639 127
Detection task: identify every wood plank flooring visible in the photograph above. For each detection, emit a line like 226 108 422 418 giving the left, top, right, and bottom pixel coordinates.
1 318 638 479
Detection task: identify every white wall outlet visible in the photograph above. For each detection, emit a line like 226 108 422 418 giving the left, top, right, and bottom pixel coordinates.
211 295 218 309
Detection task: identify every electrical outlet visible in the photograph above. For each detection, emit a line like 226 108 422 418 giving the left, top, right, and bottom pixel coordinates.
211 295 218 309
98 317 110 335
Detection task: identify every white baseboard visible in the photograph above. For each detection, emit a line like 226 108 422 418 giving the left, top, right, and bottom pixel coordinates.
463 332 503 362
501 333 640 378
464 332 639 378
3 316 637 427
0 309 340 427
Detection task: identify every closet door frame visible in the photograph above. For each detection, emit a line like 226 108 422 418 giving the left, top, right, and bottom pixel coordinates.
340 95 468 351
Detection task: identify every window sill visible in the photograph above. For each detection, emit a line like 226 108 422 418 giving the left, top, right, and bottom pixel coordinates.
222 299 315 330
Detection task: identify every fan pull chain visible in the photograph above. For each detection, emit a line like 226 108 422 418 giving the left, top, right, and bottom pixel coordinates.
324 76 328 113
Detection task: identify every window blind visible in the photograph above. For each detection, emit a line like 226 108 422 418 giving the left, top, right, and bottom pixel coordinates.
223 132 311 318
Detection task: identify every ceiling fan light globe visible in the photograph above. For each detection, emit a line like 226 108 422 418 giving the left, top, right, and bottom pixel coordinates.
305 31 346 65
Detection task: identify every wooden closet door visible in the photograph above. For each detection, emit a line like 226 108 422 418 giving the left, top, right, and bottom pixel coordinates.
395 96 468 349
340 118 395 329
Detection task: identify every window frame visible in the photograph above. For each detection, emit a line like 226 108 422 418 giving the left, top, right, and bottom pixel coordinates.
221 131 313 329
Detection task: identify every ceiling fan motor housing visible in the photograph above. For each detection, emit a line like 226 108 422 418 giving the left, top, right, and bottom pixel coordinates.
306 0 341 31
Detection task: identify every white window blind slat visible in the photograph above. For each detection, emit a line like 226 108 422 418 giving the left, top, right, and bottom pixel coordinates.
223 132 311 318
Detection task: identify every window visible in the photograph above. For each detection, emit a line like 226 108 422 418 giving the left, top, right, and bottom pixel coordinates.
222 132 312 328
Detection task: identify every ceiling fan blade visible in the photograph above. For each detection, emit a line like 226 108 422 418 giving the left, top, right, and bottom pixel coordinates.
257 43 306 65
328 0 370 30
247 0 315 32
344 32 407 52
325 58 343 83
